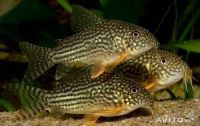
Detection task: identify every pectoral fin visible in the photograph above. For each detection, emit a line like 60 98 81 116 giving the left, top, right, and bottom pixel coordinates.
94 107 123 116
83 114 99 126
90 52 129 78
83 107 123 126
145 78 156 90
105 52 129 73
144 75 157 90
90 63 107 79
145 83 156 90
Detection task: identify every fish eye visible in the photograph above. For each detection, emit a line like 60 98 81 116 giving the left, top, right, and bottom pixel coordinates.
130 86 139 93
132 30 140 37
161 58 167 64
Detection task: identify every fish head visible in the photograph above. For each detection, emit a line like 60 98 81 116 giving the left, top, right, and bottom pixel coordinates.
103 75 154 116
104 20 159 57
146 50 193 92
120 22 159 56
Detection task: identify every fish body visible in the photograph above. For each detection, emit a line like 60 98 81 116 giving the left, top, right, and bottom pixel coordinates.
20 5 159 83
55 49 192 92
118 49 192 91
64 5 192 92
2 73 153 125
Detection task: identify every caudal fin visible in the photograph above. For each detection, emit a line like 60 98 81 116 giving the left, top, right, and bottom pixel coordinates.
19 42 54 84
2 82 48 120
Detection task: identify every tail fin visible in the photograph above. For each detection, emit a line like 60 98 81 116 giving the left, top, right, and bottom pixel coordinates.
2 82 48 120
19 42 54 84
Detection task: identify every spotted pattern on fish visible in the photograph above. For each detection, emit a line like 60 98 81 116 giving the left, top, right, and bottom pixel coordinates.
20 16 159 84
117 49 192 91
19 42 53 84
54 48 192 92
52 20 159 63
2 82 47 119
2 73 153 120
47 73 153 115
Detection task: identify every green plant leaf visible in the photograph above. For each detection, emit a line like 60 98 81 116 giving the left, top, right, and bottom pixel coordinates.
178 7 200 42
0 98 16 111
163 40 200 53
0 0 55 24
57 0 72 13
183 81 193 99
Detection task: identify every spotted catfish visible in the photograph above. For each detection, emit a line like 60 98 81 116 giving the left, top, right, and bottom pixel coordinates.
54 5 192 93
20 5 159 84
55 49 192 92
2 72 153 126
117 49 193 92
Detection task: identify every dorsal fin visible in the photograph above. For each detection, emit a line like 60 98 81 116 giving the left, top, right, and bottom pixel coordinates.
70 5 103 32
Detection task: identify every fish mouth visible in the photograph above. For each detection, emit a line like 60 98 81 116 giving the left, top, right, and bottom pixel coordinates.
151 69 193 92
145 72 186 92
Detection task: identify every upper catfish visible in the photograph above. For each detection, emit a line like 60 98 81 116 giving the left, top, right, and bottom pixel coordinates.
20 5 159 83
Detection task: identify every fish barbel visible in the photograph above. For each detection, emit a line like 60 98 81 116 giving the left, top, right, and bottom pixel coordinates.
118 49 193 92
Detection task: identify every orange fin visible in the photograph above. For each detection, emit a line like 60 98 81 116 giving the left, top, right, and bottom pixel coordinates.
90 52 129 78
106 52 129 73
90 64 107 79
83 107 123 125
84 107 123 126
83 114 99 126
145 82 156 90
94 107 123 116
145 75 157 90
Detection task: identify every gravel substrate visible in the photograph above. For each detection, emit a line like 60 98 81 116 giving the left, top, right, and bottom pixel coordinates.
0 100 199 126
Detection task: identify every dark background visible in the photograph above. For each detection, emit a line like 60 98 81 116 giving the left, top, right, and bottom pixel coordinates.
0 0 199 83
